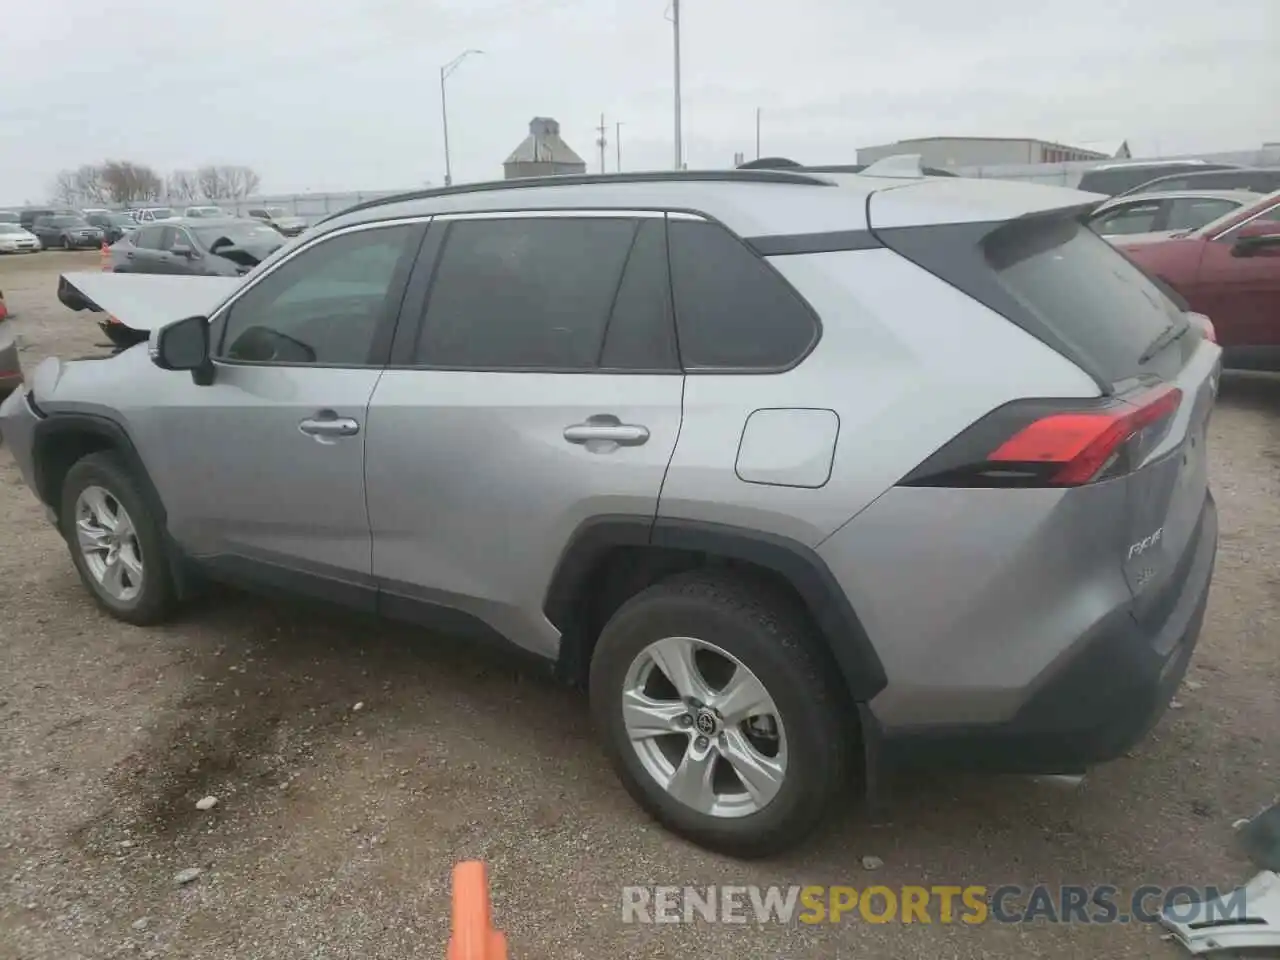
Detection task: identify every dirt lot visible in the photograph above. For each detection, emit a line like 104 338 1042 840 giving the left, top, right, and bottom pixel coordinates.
1 250 1278 960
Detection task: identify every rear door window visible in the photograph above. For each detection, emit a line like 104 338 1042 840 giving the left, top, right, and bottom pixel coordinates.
414 216 640 370
135 226 164 249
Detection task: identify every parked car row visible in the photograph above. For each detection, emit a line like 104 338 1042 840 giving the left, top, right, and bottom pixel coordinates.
1116 189 1280 372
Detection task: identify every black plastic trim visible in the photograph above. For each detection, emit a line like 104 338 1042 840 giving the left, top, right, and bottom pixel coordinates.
876 493 1216 774
31 412 199 598
195 553 377 613
543 515 887 701
745 229 882 256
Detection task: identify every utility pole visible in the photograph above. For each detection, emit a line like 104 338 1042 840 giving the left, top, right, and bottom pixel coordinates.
616 121 624 172
440 49 484 187
672 0 683 169
595 113 608 174
755 107 761 160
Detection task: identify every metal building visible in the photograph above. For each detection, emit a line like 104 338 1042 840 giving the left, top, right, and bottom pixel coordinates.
503 118 587 180
857 136 1129 170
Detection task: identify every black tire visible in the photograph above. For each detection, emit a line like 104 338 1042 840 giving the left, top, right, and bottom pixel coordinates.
58 451 176 625
589 569 849 858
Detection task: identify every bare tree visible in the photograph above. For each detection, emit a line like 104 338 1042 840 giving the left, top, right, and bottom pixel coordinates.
197 164 262 200
73 165 110 205
166 169 200 201
49 164 111 206
51 169 81 206
100 160 163 204
196 165 225 200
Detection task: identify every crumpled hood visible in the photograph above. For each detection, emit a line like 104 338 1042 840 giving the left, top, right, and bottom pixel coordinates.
57 271 243 332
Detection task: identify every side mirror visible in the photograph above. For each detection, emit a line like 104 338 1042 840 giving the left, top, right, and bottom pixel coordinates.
170 243 195 258
150 315 213 385
1232 221 1280 256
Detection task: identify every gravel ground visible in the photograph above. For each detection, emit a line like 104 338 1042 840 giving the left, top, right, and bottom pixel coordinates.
1 250 1278 960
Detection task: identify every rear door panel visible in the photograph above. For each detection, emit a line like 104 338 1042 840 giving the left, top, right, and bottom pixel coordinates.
366 212 685 658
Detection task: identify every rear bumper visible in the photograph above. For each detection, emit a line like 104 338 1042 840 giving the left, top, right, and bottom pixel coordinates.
876 491 1217 774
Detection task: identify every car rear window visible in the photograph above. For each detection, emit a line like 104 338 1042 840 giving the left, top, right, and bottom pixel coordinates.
877 212 1186 386
983 216 1181 382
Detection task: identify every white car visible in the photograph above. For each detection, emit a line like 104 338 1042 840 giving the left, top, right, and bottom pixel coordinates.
130 207 178 224
0 223 41 253
1086 189 1262 243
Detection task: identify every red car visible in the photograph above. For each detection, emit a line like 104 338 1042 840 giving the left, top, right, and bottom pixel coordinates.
1118 191 1280 371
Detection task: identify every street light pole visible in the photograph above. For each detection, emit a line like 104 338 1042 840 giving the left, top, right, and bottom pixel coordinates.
755 107 761 160
672 0 683 169
616 121 624 172
440 49 483 187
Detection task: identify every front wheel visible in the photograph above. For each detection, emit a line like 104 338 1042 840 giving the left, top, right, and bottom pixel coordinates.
589 570 850 858
59 452 177 625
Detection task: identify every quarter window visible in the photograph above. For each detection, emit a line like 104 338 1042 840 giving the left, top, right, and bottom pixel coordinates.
216 224 419 365
414 217 642 369
667 220 818 369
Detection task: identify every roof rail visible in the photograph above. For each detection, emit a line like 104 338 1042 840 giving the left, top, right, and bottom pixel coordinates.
318 169 834 224
858 154 926 179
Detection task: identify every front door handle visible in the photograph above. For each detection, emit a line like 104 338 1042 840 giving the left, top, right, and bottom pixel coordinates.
299 413 360 443
563 415 649 447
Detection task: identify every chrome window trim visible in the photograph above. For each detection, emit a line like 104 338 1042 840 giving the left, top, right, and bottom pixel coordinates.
1209 200 1280 241
431 208 707 222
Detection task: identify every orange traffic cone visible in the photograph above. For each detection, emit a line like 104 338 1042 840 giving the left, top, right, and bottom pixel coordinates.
448 861 507 960
100 241 110 272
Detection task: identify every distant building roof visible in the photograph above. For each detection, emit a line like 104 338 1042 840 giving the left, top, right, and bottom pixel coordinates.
865 135 1123 160
504 117 586 166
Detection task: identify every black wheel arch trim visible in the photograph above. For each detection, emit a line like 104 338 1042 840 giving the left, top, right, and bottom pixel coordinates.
31 412 196 596
544 515 887 701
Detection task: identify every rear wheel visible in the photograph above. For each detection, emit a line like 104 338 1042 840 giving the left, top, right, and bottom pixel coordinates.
589 569 849 858
59 452 176 625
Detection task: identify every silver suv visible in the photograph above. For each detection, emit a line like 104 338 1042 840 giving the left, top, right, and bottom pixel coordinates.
0 166 1221 857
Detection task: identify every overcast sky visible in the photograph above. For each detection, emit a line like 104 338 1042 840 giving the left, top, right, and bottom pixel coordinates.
3 0 1277 204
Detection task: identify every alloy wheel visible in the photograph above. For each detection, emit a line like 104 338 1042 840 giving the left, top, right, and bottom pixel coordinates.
621 635 787 819
74 485 144 603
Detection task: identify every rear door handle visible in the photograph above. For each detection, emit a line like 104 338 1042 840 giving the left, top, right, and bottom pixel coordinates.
564 416 649 447
299 414 360 442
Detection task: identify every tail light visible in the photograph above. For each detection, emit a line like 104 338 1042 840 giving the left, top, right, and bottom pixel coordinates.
1190 313 1216 344
902 385 1182 488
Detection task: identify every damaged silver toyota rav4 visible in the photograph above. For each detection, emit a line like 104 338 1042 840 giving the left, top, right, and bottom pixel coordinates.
0 162 1220 857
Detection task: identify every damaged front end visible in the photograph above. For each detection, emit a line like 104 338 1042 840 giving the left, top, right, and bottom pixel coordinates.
56 271 244 349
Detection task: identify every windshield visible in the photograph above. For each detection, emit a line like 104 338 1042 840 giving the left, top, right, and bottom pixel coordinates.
106 213 135 225
195 222 285 248
0 223 28 234
187 207 224 216
264 207 287 217
0 211 19 223
46 216 89 227
149 208 175 219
